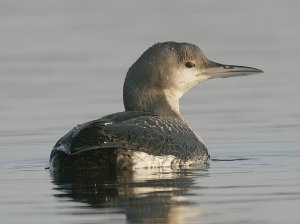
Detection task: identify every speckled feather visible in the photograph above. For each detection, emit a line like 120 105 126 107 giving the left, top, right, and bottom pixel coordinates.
50 111 209 170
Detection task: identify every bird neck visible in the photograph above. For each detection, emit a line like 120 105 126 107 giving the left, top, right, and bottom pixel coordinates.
123 86 184 121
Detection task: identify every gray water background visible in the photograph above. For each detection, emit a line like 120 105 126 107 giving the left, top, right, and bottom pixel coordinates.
0 0 299 223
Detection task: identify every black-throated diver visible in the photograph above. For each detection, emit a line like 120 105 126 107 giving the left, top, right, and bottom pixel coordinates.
49 41 263 172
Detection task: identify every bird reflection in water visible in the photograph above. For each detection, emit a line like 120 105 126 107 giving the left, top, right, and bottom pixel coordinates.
51 165 209 223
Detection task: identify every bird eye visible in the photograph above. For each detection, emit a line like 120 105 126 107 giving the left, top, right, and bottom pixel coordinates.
185 62 195 68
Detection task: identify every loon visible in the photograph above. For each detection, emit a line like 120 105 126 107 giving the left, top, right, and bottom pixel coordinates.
49 42 263 172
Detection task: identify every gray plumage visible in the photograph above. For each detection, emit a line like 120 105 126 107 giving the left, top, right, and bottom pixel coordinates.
49 41 262 172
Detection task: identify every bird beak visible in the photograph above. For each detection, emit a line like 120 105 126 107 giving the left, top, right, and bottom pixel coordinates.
202 60 263 79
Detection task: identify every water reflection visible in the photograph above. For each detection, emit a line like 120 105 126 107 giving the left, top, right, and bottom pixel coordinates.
51 166 209 223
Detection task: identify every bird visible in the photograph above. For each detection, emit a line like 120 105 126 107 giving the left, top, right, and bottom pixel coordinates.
49 41 263 172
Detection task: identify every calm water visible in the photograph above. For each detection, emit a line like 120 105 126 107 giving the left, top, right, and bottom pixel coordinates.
1 1 300 223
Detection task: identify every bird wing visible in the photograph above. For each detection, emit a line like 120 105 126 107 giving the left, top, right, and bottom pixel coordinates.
51 111 208 161
50 111 151 158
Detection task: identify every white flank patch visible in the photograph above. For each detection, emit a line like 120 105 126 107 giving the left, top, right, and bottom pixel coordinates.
130 151 196 169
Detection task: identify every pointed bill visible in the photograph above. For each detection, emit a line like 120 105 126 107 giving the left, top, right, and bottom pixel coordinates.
203 60 263 79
